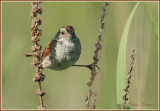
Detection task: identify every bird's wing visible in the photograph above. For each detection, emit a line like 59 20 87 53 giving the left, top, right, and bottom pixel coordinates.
41 39 57 60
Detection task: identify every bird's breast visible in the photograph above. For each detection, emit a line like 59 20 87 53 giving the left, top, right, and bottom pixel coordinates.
47 38 81 70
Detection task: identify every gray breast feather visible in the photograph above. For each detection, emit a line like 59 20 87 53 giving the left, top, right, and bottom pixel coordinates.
49 37 81 70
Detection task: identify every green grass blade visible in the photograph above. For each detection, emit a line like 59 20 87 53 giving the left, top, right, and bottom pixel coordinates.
116 2 139 107
145 3 158 42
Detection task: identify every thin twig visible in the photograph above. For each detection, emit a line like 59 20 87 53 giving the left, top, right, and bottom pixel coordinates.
29 2 46 109
121 49 136 109
85 2 108 109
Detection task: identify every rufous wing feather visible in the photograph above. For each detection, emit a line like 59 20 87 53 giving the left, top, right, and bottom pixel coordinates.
41 41 52 60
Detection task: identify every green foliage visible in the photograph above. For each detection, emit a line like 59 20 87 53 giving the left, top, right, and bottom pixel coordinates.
145 3 158 42
116 2 139 106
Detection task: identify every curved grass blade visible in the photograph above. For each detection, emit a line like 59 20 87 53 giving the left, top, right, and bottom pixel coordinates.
116 2 139 107
145 3 158 42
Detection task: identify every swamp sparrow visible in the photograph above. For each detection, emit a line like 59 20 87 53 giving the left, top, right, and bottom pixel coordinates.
41 26 81 70
25 26 81 70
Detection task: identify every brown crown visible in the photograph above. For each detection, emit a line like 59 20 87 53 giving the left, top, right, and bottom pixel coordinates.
61 26 74 33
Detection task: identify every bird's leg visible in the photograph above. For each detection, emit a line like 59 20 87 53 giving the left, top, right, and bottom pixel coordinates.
73 64 92 70
72 64 100 71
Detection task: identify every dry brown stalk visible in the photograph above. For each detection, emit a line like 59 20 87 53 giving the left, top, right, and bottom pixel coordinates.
30 2 45 109
121 49 136 109
85 2 108 109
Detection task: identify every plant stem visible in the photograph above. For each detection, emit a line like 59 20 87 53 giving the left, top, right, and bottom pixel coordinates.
30 2 46 109
85 2 108 109
121 49 135 109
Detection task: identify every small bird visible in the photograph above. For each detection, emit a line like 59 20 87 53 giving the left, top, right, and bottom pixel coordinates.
26 26 81 71
42 26 81 71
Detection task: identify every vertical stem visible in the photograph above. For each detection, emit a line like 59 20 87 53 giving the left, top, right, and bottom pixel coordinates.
121 49 135 109
85 2 108 109
29 2 46 109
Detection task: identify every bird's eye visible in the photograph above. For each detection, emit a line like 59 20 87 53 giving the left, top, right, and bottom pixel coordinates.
61 31 65 35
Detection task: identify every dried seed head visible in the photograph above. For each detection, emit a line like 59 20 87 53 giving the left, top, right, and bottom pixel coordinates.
33 74 40 82
39 74 46 81
31 36 40 43
31 45 42 52
85 2 108 109
36 89 45 96
30 2 42 18
32 17 42 26
33 74 45 82
31 46 37 52
31 28 42 36
32 57 39 66
87 81 91 86
28 2 46 109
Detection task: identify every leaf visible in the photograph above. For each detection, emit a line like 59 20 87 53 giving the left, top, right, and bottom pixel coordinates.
145 3 158 42
116 2 139 107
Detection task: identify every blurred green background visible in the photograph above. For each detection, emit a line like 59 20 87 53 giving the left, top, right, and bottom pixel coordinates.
2 2 158 109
